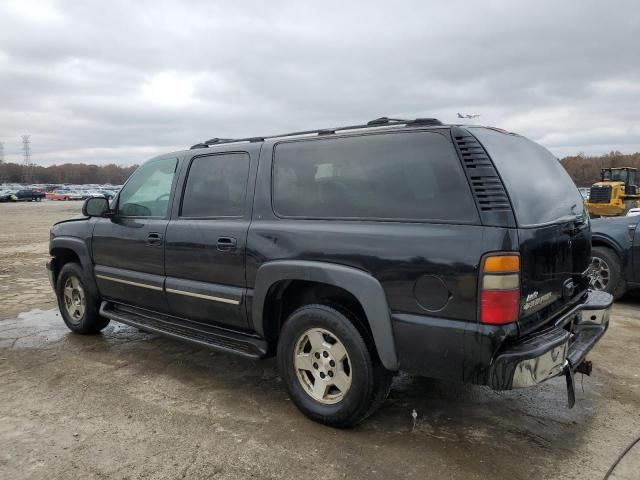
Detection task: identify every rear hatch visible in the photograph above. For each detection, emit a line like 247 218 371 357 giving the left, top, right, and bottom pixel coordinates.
471 127 591 335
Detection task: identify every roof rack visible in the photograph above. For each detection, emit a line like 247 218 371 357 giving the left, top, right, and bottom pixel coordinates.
189 116 443 149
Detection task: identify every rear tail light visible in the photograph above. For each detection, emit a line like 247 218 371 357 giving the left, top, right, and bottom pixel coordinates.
480 254 520 325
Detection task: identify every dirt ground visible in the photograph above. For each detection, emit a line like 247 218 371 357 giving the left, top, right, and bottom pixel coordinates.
0 201 639 479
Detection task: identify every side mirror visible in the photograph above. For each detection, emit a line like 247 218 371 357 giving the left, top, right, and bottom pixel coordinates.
82 197 111 217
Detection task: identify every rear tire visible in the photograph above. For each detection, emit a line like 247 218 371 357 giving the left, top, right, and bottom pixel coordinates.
277 304 392 428
590 247 626 300
56 262 109 334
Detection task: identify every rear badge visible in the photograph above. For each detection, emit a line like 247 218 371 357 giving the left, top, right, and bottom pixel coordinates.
523 291 552 311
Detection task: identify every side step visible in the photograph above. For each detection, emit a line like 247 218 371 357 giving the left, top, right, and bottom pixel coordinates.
99 301 267 359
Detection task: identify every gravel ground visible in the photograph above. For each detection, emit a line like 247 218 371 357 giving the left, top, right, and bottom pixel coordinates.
0 201 639 479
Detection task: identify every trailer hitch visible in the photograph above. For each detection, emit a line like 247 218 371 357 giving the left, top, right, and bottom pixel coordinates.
575 360 593 376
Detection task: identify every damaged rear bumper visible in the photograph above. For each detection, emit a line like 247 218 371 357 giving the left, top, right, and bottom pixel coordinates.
488 290 612 391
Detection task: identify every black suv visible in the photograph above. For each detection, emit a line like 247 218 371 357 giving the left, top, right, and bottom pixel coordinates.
47 117 612 427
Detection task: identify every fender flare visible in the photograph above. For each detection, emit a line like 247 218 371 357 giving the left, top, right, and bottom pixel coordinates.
49 236 99 297
591 233 626 260
252 260 399 370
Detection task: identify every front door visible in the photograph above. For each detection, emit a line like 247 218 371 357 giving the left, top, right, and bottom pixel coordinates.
92 156 179 312
164 151 253 329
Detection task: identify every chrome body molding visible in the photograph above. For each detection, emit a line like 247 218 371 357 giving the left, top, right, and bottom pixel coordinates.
95 274 163 292
96 274 240 305
165 287 240 305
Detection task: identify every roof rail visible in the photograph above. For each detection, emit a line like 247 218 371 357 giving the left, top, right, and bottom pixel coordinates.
367 116 443 126
189 116 443 149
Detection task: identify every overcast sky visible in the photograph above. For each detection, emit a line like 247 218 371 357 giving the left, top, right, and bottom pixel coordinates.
0 0 639 166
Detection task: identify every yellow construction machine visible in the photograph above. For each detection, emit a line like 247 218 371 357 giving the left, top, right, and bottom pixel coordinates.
586 167 640 217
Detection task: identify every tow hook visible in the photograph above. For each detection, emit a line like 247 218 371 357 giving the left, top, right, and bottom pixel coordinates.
564 360 593 409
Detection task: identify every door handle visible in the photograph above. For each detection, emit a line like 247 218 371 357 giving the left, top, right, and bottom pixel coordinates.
216 236 237 251
147 232 163 246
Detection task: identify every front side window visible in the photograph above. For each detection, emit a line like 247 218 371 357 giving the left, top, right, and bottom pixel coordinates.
272 131 478 222
181 153 250 217
117 157 177 217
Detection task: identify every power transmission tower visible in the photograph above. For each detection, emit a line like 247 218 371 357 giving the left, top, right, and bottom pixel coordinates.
22 135 32 183
0 141 4 164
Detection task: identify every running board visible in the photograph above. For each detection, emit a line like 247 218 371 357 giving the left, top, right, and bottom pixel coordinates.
99 301 267 359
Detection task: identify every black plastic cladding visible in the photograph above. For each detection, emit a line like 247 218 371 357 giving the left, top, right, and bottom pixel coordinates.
450 126 516 228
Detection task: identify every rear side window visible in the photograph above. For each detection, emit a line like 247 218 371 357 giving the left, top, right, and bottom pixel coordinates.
272 132 478 222
181 153 250 217
471 128 585 227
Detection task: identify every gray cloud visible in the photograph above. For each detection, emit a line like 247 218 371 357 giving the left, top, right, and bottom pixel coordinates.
0 0 639 165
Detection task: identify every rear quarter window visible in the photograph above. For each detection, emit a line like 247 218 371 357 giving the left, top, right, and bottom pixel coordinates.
471 128 585 227
272 131 479 223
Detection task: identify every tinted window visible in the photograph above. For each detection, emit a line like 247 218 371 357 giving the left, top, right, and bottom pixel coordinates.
117 157 177 217
471 127 585 227
272 132 478 222
181 153 250 217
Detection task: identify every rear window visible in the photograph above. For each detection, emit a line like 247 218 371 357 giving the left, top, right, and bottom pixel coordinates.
272 131 478 223
471 128 585 227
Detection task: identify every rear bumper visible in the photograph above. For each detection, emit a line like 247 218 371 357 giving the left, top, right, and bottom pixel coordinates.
488 290 612 390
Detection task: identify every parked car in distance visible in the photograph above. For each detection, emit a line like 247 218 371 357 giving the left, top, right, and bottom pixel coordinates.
67 191 85 200
14 189 46 202
0 190 18 202
590 215 640 299
47 190 72 201
47 189 84 201
95 189 116 200
626 208 640 217
47 117 612 427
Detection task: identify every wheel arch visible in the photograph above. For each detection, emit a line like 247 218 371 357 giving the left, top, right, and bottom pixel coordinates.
591 234 626 261
49 237 99 298
252 260 399 370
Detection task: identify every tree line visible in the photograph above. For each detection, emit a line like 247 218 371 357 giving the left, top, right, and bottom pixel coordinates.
1 150 640 187
560 151 640 187
0 162 139 185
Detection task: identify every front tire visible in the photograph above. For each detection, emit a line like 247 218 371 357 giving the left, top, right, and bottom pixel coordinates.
277 304 392 428
590 246 626 300
56 262 109 334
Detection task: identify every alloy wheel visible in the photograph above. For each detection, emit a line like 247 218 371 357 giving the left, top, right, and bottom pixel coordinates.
63 276 86 324
589 256 610 291
293 328 352 404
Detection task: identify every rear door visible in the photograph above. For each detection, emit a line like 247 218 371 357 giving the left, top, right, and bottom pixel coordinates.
92 156 179 312
471 127 590 335
163 147 258 329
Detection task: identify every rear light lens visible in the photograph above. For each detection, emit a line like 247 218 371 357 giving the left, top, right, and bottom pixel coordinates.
480 254 520 325
484 255 520 273
481 290 519 324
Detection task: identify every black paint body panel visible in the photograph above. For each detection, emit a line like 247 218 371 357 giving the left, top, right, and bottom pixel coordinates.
591 215 640 284
47 125 603 389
